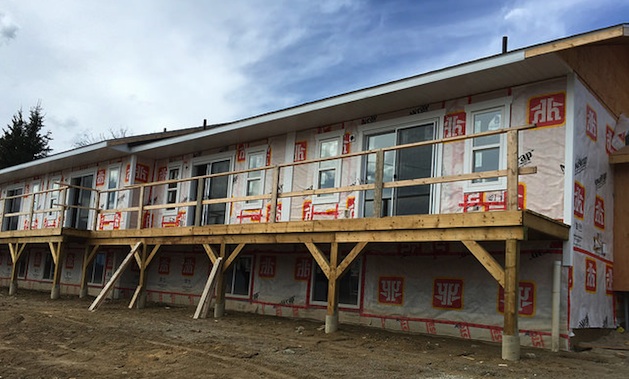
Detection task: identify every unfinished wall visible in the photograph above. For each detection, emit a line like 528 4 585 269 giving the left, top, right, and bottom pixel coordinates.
568 77 616 329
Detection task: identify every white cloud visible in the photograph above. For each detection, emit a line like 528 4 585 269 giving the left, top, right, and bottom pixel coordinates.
0 11 19 44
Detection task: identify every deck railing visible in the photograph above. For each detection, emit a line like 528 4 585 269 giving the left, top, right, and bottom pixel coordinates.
0 125 535 232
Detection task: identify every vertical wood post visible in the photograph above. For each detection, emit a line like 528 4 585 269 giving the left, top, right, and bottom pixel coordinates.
50 242 64 300
58 187 67 228
194 178 204 226
130 244 148 309
214 243 227 318
28 192 35 230
325 242 340 333
92 190 101 231
506 129 519 211
373 150 384 218
136 186 145 229
269 166 280 223
8 243 19 295
502 239 521 361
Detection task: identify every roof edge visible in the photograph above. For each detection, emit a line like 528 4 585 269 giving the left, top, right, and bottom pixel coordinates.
524 24 627 58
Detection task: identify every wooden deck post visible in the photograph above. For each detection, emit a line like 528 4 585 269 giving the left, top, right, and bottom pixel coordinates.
502 239 521 361
49 242 64 299
136 186 145 229
214 243 227 318
373 150 384 218
136 243 149 309
269 166 280 223
506 129 519 211
325 242 340 333
8 243 26 295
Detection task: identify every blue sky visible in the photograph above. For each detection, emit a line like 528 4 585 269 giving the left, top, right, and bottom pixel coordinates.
0 0 628 152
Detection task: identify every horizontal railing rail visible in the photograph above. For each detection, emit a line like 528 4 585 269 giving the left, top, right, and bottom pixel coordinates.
0 124 535 232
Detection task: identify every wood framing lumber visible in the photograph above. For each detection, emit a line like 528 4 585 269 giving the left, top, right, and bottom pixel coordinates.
269 166 280 223
128 285 144 309
145 244 161 268
194 257 224 319
506 130 519 211
305 242 330 279
462 240 505 288
502 239 521 361
202 244 218 264
222 243 246 272
373 150 384 218
214 244 227 318
88 242 142 312
337 242 368 277
129 243 149 309
326 242 340 333
49 242 64 299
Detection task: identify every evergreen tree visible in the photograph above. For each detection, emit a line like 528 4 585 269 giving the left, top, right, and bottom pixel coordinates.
0 103 52 169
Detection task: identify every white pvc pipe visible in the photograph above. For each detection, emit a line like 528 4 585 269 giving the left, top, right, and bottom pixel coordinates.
551 260 561 352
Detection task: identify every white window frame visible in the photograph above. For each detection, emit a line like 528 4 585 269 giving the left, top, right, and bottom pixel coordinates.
106 165 121 210
46 176 61 217
87 252 107 285
243 149 266 209
464 98 511 192
225 255 253 298
67 169 97 229
313 132 342 204
356 110 445 216
165 164 182 213
3 184 25 231
188 151 235 225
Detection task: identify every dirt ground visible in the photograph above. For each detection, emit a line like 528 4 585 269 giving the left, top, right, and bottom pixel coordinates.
1 290 628 379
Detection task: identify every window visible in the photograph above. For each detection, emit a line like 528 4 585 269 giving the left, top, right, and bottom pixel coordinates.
42 253 54 280
189 158 232 226
31 181 41 214
225 256 252 297
47 178 61 216
106 166 120 210
245 151 265 206
465 99 510 190
2 187 23 231
311 257 361 307
17 252 29 279
363 122 436 217
87 253 106 284
166 166 181 211
315 135 341 203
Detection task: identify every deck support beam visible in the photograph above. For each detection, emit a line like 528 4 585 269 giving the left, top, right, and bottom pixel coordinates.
502 239 521 361
129 244 160 309
49 241 64 299
325 242 339 333
8 242 27 295
304 241 368 333
212 242 246 318
462 240 505 288
214 243 227 318
80 245 100 298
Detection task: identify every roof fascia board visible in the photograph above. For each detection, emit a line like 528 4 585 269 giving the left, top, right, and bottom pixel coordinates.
525 24 626 58
133 51 525 154
0 141 112 177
